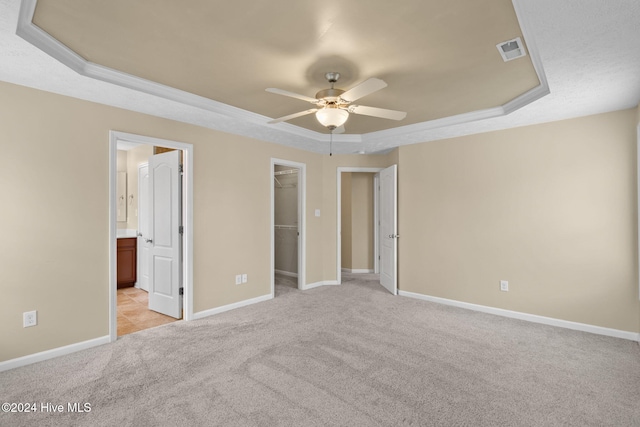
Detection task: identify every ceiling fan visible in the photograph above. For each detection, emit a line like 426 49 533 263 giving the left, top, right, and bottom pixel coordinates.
266 72 407 132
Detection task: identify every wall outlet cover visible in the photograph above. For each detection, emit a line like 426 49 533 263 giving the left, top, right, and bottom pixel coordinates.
500 280 509 292
23 310 37 327
235 275 242 285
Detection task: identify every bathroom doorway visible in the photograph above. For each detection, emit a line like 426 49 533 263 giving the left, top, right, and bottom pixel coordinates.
109 131 194 341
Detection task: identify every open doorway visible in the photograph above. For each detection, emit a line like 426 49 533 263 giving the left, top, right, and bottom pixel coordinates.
271 158 306 297
340 172 377 274
109 131 194 342
337 166 397 294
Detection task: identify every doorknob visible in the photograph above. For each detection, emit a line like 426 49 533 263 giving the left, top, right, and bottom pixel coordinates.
145 238 153 243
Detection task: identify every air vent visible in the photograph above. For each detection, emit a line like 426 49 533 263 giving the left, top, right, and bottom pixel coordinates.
496 37 526 62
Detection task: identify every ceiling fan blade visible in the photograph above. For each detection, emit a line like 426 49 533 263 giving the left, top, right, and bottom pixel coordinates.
266 88 319 104
267 108 318 124
340 78 387 102
350 105 407 121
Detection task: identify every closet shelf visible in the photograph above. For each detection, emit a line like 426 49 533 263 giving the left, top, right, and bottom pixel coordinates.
274 224 298 230
274 169 298 176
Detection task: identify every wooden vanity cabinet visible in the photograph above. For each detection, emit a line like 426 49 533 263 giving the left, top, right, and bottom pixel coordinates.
117 237 137 288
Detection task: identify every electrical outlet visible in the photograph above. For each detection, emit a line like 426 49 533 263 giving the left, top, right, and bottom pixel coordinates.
500 280 509 292
242 274 248 283
23 310 37 327
235 275 242 285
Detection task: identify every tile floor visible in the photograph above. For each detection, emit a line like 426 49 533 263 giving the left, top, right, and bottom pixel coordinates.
117 287 180 336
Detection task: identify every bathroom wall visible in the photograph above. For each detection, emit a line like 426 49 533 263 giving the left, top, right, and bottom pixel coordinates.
116 150 128 229
125 144 154 231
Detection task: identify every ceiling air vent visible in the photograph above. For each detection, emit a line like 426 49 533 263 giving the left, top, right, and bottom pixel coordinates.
496 37 526 62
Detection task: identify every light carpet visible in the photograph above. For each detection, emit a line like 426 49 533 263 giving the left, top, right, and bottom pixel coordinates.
1 273 639 426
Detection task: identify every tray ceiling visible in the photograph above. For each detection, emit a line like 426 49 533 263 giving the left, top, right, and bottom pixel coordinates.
30 0 542 135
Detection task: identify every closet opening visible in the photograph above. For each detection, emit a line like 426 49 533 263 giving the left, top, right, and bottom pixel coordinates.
271 159 306 297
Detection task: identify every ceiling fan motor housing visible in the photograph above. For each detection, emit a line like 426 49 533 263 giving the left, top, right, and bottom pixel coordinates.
315 88 345 104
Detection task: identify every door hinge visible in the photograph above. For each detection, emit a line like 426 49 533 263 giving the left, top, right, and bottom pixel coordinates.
179 164 184 175
179 287 184 296
179 225 184 235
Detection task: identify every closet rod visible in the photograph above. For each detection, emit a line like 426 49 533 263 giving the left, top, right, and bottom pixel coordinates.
274 169 298 176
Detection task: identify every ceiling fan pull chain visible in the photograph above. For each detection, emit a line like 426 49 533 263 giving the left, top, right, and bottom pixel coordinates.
330 130 334 156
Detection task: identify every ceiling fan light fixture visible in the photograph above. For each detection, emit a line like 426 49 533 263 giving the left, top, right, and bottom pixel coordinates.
315 107 349 129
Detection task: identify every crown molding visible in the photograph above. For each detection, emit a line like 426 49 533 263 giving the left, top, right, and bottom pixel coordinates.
16 0 548 154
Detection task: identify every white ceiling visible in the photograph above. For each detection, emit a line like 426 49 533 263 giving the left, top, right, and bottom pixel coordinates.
1 0 639 155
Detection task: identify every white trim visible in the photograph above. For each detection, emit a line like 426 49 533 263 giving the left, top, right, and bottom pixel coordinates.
109 131 195 344
637 121 640 301
16 0 549 152
0 336 110 373
337 167 384 285
271 158 306 297
341 268 375 274
192 294 273 320
399 291 640 342
302 280 340 291
373 173 380 274
275 269 298 278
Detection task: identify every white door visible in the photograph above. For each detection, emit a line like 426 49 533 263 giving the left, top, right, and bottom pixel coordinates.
148 150 182 318
137 163 150 292
379 164 398 295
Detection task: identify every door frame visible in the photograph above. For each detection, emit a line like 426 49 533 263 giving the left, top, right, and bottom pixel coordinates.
336 167 383 285
137 162 149 292
271 158 306 296
109 131 194 342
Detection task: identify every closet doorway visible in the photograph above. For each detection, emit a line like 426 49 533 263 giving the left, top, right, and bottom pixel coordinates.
271 158 306 296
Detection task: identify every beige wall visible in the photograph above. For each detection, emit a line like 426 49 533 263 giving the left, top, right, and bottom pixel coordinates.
398 108 640 332
341 173 375 270
0 81 325 361
350 173 374 270
2 79 638 364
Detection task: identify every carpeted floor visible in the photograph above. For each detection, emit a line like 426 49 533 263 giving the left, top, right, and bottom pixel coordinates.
1 273 639 426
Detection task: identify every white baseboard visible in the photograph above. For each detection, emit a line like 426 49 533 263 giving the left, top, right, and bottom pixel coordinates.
192 294 273 320
275 269 298 278
0 335 110 373
341 268 374 274
398 290 640 342
302 280 339 290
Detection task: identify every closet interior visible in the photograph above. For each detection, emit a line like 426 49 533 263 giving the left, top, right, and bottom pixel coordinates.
274 165 299 289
